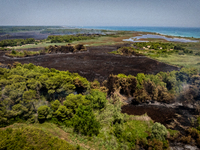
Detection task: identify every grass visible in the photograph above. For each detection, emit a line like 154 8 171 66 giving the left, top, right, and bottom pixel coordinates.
114 119 152 148
1 122 121 150
168 129 179 137
129 41 200 71
62 125 122 150
6 50 41 57
14 42 67 49
0 123 75 150
109 50 122 55
155 53 200 70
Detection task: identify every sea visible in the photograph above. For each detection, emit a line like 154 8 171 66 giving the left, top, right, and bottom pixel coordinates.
82 26 200 39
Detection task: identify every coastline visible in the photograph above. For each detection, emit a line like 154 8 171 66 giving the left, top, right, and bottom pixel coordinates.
81 26 200 39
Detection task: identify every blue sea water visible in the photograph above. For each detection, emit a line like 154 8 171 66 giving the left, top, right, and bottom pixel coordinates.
82 26 200 38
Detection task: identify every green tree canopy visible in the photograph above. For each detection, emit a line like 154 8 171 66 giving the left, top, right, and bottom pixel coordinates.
72 105 100 136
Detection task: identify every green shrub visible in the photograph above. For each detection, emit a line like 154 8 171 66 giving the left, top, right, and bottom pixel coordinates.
64 93 90 115
37 105 50 120
72 105 100 136
114 119 151 148
151 122 168 141
90 79 100 89
54 105 70 121
51 100 61 112
11 50 16 54
197 116 200 131
86 89 107 109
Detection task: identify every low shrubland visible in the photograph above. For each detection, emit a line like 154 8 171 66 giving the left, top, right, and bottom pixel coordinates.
109 47 143 56
5 44 87 58
111 42 194 58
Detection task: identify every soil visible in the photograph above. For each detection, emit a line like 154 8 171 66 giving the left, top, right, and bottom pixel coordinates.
122 105 176 125
121 104 199 132
0 44 179 83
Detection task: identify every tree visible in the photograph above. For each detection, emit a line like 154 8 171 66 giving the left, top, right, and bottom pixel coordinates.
51 100 61 112
64 94 90 115
37 105 50 120
22 90 37 112
136 73 146 89
72 105 100 136
54 105 69 121
86 89 107 109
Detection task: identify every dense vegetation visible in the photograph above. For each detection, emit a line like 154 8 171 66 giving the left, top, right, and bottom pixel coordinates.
105 67 200 105
0 63 89 127
0 38 35 47
0 63 172 149
40 28 102 35
0 26 61 34
47 34 98 43
1 63 200 149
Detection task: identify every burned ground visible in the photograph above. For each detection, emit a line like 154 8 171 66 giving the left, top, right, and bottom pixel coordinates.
0 44 179 83
121 104 199 132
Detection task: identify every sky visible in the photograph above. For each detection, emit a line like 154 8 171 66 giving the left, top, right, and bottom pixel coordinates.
0 0 200 27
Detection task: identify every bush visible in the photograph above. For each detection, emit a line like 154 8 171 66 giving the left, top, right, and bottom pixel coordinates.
72 105 100 136
86 89 107 109
113 119 152 148
148 139 169 150
54 105 70 121
11 50 16 54
64 93 90 115
37 105 50 121
51 100 61 112
151 122 168 141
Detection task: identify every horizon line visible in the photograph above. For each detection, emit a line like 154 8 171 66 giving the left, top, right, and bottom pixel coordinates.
0 25 200 28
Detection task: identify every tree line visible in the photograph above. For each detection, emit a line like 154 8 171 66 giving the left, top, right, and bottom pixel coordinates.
47 34 97 43
0 38 35 47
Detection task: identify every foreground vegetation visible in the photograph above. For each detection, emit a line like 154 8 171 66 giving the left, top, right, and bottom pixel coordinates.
0 125 75 150
0 63 200 149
